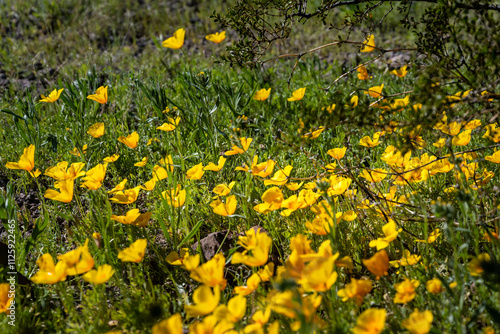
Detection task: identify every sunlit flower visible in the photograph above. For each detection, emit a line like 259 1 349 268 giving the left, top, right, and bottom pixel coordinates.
118 239 147 263
134 157 148 167
210 195 237 216
254 88 271 101
369 220 401 250
69 144 88 156
5 144 41 177
390 65 408 78
214 294 246 323
206 31 226 43
45 161 85 181
166 248 191 266
87 122 105 138
152 314 182 334
232 228 272 267
157 117 181 131
360 168 387 183
44 179 74 203
360 34 376 52
264 165 293 186
57 239 94 275
352 308 386 334
426 278 445 294
159 155 175 172
205 156 227 171
451 129 472 146
364 84 384 98
40 88 64 102
186 162 204 180
357 65 370 80
337 278 372 305
402 309 433 334
184 285 220 317
327 147 347 160
162 28 185 49
212 181 236 196
111 209 151 227
485 150 500 163
109 186 141 204
0 283 14 314
394 278 420 303
81 163 107 190
103 154 120 163
189 253 227 289
82 264 115 284
161 184 187 207
87 86 108 104
225 137 252 155
359 133 381 147
118 131 139 149
30 254 68 284
108 178 127 194
415 229 441 243
189 315 233 333
362 250 389 279
468 253 490 276
287 87 306 101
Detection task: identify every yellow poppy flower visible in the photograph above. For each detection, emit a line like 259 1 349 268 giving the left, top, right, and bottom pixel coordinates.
402 309 433 334
186 162 205 180
287 87 306 101
45 162 85 181
117 131 139 149
87 86 108 104
210 195 237 216
364 84 384 98
253 88 271 101
362 250 389 279
0 283 14 314
327 147 347 160
161 185 186 207
40 88 64 103
30 254 68 284
81 163 107 190
108 179 128 194
357 65 370 80
352 308 386 334
337 278 372 305
162 28 185 49
394 278 420 303
134 157 148 167
360 34 376 52
111 209 151 227
44 179 74 203
184 285 220 317
118 239 147 263
225 137 252 155
390 65 408 78
109 186 141 204
103 154 120 163
82 264 115 285
69 144 88 156
205 156 227 171
157 117 181 131
152 314 183 334
359 133 381 147
5 144 41 177
205 31 226 43
57 239 94 276
87 122 105 138
451 129 472 146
